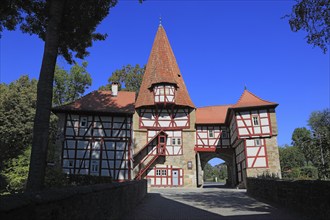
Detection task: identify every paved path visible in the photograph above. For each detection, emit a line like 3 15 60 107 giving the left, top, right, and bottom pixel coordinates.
123 187 307 220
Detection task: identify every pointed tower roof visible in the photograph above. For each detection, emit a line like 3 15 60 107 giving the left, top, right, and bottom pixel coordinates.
135 25 195 108
232 89 278 109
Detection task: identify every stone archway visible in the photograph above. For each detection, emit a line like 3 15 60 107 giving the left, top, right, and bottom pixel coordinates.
196 148 237 187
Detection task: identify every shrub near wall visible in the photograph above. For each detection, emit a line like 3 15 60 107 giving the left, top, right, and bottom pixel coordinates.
247 178 330 219
0 180 147 220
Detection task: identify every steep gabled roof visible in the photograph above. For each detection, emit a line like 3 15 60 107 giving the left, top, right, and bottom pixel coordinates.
135 25 194 108
196 105 232 124
232 89 278 109
52 90 135 114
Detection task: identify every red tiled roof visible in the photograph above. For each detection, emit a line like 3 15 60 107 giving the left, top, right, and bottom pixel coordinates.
196 105 232 124
52 90 135 114
135 25 195 108
196 90 277 124
232 89 278 109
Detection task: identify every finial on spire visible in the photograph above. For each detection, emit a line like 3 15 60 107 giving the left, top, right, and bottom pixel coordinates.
244 84 247 90
159 16 162 26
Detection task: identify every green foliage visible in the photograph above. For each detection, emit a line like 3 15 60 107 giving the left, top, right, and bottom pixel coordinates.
53 62 92 106
257 171 280 180
1 146 31 193
290 108 330 180
203 162 227 182
100 64 145 94
0 76 37 162
279 145 306 172
285 0 329 53
1 0 118 63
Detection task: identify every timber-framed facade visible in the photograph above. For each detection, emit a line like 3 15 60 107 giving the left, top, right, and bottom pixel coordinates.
53 24 281 188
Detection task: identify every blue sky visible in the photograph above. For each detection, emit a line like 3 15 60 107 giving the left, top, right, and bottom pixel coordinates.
0 1 329 165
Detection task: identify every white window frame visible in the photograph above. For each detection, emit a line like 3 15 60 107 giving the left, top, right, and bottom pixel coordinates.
172 137 182 145
80 116 88 127
252 116 259 126
161 169 167 176
91 160 99 173
209 130 214 138
156 169 161 176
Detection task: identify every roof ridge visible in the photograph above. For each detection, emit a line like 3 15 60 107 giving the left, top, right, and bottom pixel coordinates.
197 104 233 109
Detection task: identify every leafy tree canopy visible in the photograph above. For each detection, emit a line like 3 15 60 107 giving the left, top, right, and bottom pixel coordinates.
0 0 118 63
0 76 37 163
285 0 330 53
100 64 145 94
53 61 92 106
279 145 306 172
291 109 330 179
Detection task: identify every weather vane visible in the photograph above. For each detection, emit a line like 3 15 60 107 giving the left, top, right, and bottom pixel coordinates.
159 16 162 26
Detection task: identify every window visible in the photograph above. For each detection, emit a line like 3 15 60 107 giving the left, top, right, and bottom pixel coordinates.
159 136 165 144
172 138 181 145
161 170 167 176
91 160 99 173
221 131 228 138
80 117 87 127
156 169 161 176
209 130 214 138
255 139 261 146
252 116 259 126
68 160 74 167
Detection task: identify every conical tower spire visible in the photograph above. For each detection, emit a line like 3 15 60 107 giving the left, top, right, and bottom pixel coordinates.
135 25 194 108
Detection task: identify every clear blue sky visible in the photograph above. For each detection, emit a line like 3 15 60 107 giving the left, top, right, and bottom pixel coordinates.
0 1 329 165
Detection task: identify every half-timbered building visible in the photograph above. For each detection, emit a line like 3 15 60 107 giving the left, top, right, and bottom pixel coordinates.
53 24 281 188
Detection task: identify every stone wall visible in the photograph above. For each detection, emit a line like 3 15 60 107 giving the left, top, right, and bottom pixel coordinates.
0 180 147 220
247 178 330 219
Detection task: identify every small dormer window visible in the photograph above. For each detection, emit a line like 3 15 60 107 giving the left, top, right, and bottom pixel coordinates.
154 84 175 104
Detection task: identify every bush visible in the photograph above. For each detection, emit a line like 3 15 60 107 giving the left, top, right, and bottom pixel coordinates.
282 165 318 180
0 146 31 193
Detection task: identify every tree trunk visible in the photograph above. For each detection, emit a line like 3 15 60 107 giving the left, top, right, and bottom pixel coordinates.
26 0 65 192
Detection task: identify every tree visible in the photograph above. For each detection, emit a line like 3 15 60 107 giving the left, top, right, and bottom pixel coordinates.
100 64 145 94
291 109 330 179
285 0 330 53
0 0 117 191
0 76 37 164
292 127 314 165
53 61 92 106
279 145 306 172
308 109 330 179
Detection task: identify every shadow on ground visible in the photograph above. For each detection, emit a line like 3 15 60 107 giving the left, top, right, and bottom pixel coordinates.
122 189 306 220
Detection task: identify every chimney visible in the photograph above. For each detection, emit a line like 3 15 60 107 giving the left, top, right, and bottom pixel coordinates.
111 82 119 97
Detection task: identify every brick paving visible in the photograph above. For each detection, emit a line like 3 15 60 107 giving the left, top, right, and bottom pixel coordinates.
123 187 308 220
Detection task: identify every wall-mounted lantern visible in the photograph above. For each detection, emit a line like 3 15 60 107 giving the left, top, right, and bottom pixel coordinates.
187 161 193 170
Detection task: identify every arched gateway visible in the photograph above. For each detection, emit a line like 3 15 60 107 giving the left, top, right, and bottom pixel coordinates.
52 24 281 188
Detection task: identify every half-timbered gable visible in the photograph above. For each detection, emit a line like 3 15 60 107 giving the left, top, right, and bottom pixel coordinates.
53 90 135 181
